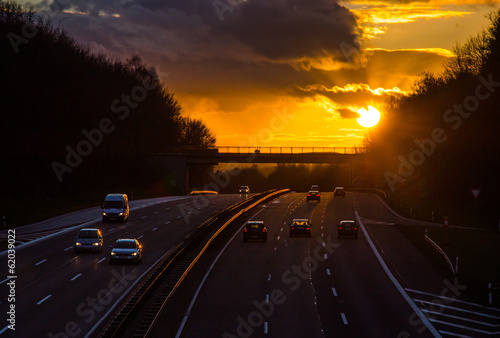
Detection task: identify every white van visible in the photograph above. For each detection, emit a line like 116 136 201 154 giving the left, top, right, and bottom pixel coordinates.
102 193 129 223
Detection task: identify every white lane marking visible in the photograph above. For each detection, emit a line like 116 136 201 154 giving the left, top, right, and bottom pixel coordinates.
37 295 52 305
165 221 171 224
177 215 182 219
332 288 338 296
154 211 159 214
429 318 500 335
140 216 147 219
406 288 500 311
264 322 268 334
97 257 107 264
267 274 271 281
277 236 280 240
108 227 115 232
136 235 144 240
321 226 323 230
71 273 82 281
35 259 47 266
355 210 441 336
324 254 327 260
64 246 73 251
326 268 331 276
265 294 269 304
165 207 170 210
321 233 324 237
152 227 158 231
280 227 283 232
422 309 500 327
341 313 348 324
415 300 500 319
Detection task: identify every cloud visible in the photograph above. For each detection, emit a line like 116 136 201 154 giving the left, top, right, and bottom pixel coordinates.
218 0 360 62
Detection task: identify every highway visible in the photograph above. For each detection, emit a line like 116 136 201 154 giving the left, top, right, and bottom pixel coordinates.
3 191 494 337
0 194 246 337
154 192 435 338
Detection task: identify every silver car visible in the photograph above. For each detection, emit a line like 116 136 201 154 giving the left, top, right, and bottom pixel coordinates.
109 238 142 264
74 228 103 253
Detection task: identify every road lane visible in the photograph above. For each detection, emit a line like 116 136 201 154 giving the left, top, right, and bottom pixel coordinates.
175 192 435 337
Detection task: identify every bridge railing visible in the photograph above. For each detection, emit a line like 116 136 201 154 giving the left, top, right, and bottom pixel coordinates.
215 146 366 154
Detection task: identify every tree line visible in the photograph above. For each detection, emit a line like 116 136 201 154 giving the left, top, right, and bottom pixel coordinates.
366 11 500 228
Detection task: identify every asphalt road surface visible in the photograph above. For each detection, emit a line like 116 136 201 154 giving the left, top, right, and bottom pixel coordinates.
161 192 436 338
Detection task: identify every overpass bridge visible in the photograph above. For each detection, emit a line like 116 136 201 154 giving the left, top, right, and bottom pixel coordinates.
147 146 370 193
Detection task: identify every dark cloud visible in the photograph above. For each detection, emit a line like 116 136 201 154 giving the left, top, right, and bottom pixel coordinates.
218 0 360 60
337 108 359 119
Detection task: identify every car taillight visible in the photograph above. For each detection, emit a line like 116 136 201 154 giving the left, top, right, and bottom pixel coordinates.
244 229 247 232
307 227 310 230
338 227 342 230
307 194 311 197
263 229 266 232
354 227 357 230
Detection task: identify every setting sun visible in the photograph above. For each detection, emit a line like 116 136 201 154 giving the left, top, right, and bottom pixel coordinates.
357 106 381 128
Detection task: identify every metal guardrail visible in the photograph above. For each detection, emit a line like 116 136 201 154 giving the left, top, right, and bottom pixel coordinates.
215 146 366 155
424 232 456 275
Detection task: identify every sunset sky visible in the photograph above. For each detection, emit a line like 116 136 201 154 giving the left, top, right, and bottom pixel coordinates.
23 0 500 147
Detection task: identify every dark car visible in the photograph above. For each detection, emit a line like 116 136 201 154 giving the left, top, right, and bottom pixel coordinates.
239 186 250 194
337 220 358 238
334 187 346 197
74 228 103 253
109 238 142 264
289 219 311 237
243 221 267 242
311 185 319 191
307 190 320 202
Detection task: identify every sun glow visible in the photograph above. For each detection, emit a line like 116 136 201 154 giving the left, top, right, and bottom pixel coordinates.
357 106 381 128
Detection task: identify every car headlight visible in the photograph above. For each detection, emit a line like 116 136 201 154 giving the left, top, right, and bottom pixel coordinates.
75 242 81 246
118 213 124 216
110 252 116 256
131 252 137 256
103 212 107 216
93 242 99 246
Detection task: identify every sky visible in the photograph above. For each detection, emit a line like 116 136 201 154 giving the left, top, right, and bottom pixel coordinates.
22 0 500 147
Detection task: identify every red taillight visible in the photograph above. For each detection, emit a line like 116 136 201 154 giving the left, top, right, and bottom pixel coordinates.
307 194 311 197
338 227 342 230
263 229 266 232
244 229 247 232
354 227 357 230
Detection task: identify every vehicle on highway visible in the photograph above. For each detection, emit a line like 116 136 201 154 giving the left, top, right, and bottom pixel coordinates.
243 221 267 242
289 218 311 237
102 193 129 223
74 228 103 253
311 184 319 191
239 185 250 194
109 238 142 264
307 190 320 202
337 220 358 238
334 186 345 198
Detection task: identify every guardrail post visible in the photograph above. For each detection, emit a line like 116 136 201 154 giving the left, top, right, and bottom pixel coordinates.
489 283 493 305
455 257 459 275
